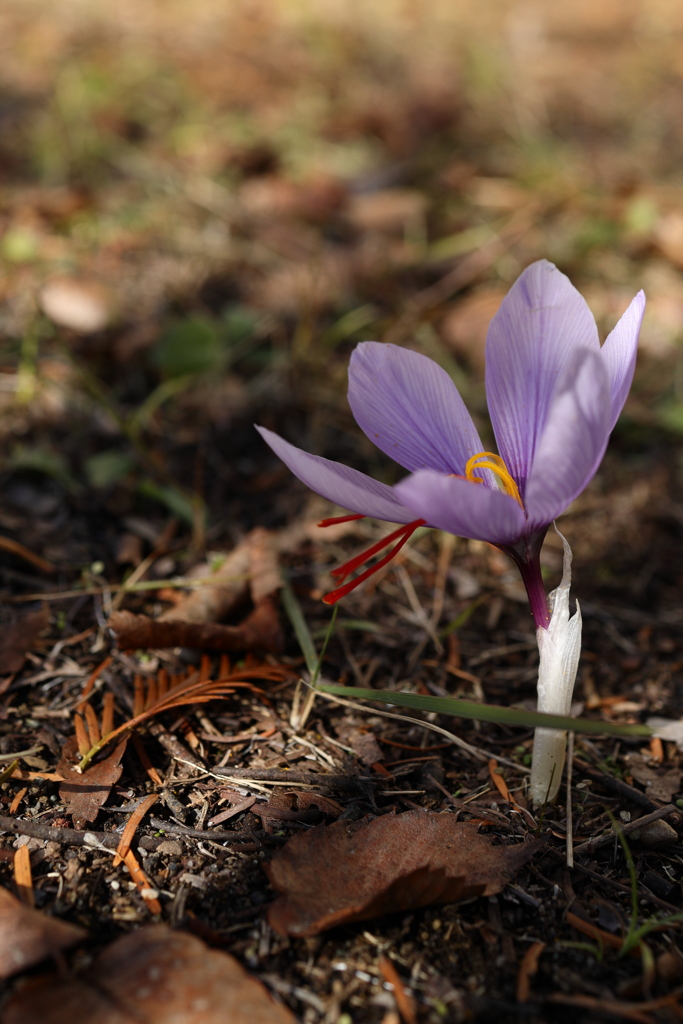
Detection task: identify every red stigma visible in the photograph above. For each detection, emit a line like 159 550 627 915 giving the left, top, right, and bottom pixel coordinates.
321 519 426 604
317 513 366 527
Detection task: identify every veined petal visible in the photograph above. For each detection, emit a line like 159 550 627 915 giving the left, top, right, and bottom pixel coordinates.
600 290 646 431
523 349 611 530
348 342 486 476
394 470 526 545
256 426 417 524
486 260 600 495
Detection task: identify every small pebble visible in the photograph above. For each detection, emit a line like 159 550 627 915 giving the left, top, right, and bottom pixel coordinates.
156 840 183 857
40 276 113 333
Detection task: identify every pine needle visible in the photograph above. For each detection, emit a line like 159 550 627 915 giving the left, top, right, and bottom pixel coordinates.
76 659 291 770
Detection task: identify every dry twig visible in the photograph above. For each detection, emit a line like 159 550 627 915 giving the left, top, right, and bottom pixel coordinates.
573 805 677 857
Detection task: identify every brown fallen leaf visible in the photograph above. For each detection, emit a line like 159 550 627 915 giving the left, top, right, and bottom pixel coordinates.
293 791 343 817
335 722 382 760
344 728 384 767
625 753 682 804
111 527 284 654
247 527 281 604
3 923 296 1024
57 736 128 829
0 884 85 980
158 534 253 625
255 790 343 831
109 600 283 653
0 605 50 674
266 810 541 936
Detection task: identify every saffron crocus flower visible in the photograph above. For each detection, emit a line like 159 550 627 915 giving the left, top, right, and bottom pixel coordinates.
258 260 644 617
257 259 645 802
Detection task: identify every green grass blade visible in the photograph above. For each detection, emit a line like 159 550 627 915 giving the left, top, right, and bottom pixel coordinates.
311 605 338 687
439 595 487 638
317 684 652 738
0 759 19 785
279 578 319 677
312 619 381 639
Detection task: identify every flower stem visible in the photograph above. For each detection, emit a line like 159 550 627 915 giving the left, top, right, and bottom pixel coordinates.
500 531 550 630
529 728 567 805
528 529 582 805
519 557 551 631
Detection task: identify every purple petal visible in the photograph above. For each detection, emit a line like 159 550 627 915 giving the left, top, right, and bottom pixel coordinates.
486 260 600 495
600 290 645 431
256 426 417 524
394 470 526 545
523 349 611 529
348 342 486 475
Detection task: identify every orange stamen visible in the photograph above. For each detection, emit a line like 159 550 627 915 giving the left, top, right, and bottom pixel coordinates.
322 518 426 605
465 451 524 508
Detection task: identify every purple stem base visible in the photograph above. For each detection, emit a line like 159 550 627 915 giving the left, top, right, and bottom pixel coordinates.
500 529 550 630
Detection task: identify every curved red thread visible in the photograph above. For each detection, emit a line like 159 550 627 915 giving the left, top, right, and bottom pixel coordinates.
330 519 426 582
317 513 366 527
322 519 426 604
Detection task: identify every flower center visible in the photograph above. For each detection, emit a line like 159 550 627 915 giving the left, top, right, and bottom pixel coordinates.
465 451 523 508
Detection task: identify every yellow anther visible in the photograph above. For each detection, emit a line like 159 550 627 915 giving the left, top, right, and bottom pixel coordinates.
465 451 524 508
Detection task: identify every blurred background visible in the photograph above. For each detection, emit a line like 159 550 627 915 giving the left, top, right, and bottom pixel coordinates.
1 0 683 614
